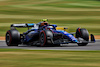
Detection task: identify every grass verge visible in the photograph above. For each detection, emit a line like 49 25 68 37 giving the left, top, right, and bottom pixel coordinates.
0 49 100 67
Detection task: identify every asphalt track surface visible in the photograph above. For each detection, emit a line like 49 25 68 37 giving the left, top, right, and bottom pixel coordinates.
0 40 100 50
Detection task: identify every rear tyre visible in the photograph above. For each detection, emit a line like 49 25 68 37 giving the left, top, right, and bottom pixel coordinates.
6 30 20 46
39 30 53 47
40 32 46 46
76 28 89 46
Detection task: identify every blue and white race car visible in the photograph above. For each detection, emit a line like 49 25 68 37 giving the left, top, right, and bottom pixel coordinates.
6 19 95 46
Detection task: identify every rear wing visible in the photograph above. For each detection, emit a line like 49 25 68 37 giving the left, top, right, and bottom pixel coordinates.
10 23 34 30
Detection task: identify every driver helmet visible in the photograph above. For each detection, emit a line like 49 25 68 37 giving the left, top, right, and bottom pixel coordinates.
40 19 49 26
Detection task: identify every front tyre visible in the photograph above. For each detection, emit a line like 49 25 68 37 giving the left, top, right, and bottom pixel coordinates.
6 30 20 46
76 28 89 46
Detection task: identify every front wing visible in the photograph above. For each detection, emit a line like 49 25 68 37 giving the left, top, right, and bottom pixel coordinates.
51 34 95 44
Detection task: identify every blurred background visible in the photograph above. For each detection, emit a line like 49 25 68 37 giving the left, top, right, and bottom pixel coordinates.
0 0 100 36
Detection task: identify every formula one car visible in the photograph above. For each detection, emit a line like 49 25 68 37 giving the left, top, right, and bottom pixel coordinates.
5 19 95 46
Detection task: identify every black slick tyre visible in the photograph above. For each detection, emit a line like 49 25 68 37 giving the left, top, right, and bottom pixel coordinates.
76 28 89 46
40 31 47 46
39 30 53 47
6 30 20 46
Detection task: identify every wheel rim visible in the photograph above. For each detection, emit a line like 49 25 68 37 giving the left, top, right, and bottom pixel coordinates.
40 33 45 46
6 33 10 43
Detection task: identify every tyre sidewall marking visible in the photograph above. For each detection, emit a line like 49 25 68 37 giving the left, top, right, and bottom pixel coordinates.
40 31 46 46
7 31 12 46
78 28 82 37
